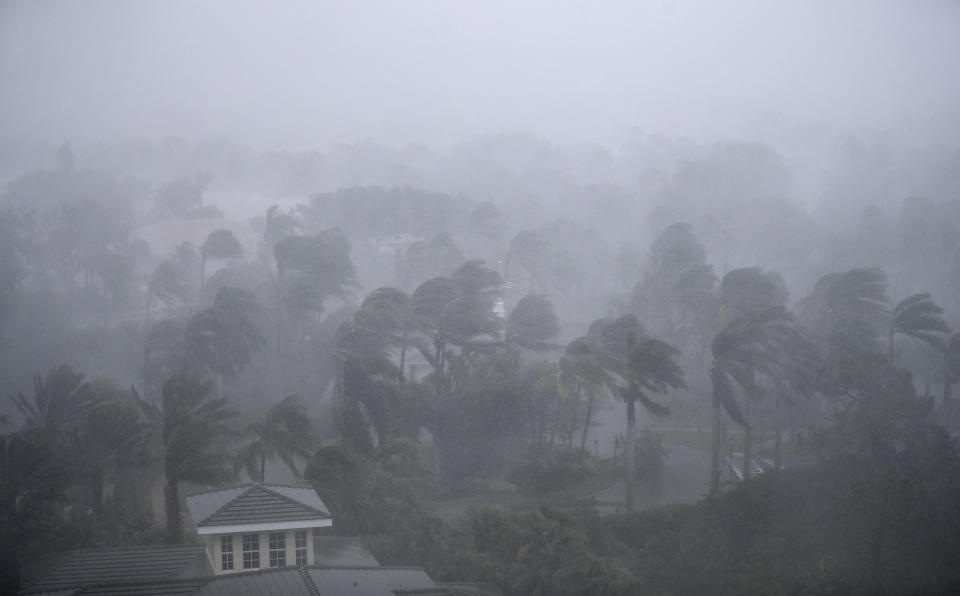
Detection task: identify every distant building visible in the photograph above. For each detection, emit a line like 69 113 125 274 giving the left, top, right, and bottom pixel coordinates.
184 483 333 575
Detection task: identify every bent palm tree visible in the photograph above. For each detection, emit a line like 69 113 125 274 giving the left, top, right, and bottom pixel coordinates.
888 293 949 364
235 395 315 482
200 229 243 289
622 331 686 511
136 374 236 542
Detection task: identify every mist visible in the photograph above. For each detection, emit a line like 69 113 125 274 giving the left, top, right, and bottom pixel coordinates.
2 2 960 595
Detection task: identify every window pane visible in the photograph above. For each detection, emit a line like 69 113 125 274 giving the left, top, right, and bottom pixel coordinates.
242 534 260 569
295 530 307 565
269 532 286 568
220 535 233 570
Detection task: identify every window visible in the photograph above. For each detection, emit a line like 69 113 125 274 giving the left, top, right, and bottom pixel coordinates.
220 535 234 570
295 530 308 565
269 532 286 567
242 534 260 569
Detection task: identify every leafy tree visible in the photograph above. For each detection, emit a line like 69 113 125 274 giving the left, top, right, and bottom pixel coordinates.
199 229 243 288
135 373 236 542
234 395 315 482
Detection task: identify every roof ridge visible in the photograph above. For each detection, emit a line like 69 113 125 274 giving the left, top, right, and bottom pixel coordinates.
261 482 315 489
185 482 254 498
308 565 427 571
259 484 329 517
195 484 254 526
298 565 322 596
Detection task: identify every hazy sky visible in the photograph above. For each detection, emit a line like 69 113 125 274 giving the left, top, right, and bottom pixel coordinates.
2 0 958 146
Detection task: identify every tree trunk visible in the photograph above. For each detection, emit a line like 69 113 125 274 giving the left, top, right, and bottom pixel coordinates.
260 450 266 483
625 398 636 512
710 368 721 495
165 477 181 543
742 397 752 482
91 467 104 517
200 256 206 289
774 383 782 472
945 351 953 407
399 330 408 381
888 327 895 364
579 387 596 453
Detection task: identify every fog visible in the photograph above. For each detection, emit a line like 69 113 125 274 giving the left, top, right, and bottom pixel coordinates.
2 2 960 594
3 1 959 146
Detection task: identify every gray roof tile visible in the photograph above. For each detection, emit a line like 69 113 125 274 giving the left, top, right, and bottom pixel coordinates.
186 484 330 528
195 567 314 596
21 545 208 594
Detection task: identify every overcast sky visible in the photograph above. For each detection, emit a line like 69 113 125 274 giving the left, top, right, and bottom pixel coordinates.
2 0 958 147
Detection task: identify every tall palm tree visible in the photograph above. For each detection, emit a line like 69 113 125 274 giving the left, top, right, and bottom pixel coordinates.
359 287 414 377
200 229 243 289
710 304 798 493
622 331 686 511
65 381 152 515
888 293 949 364
798 268 889 391
506 294 561 351
136 373 236 542
942 330 960 406
146 259 188 323
559 334 614 452
186 286 264 382
234 395 315 482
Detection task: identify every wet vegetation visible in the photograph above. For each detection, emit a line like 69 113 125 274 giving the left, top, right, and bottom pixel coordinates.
2 3 960 593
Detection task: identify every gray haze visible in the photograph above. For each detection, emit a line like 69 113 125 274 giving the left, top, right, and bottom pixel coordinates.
2 0 959 146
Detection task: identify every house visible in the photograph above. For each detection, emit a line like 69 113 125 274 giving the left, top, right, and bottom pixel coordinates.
184 483 332 575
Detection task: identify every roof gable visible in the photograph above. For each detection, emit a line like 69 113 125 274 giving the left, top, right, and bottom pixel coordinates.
187 484 330 529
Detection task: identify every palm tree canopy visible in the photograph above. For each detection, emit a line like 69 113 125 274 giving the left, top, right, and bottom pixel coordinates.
506 294 560 350
623 331 686 417
187 287 264 379
720 267 788 317
201 229 243 260
235 394 315 480
892 293 950 349
10 364 93 432
149 260 188 305
159 373 237 484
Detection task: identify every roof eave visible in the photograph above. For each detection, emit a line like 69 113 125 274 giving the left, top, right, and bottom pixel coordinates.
196 518 333 535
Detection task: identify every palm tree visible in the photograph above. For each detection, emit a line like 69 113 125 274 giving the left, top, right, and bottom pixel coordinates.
146 259 188 323
942 331 960 406
187 286 265 382
710 305 799 492
506 294 561 351
622 331 686 511
136 373 236 542
359 287 413 377
200 229 243 289
888 293 949 364
65 381 152 515
234 395 315 482
559 334 614 452
798 268 889 391
10 365 92 433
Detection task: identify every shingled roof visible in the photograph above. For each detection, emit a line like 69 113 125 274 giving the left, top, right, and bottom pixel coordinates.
20 544 209 594
185 484 331 533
